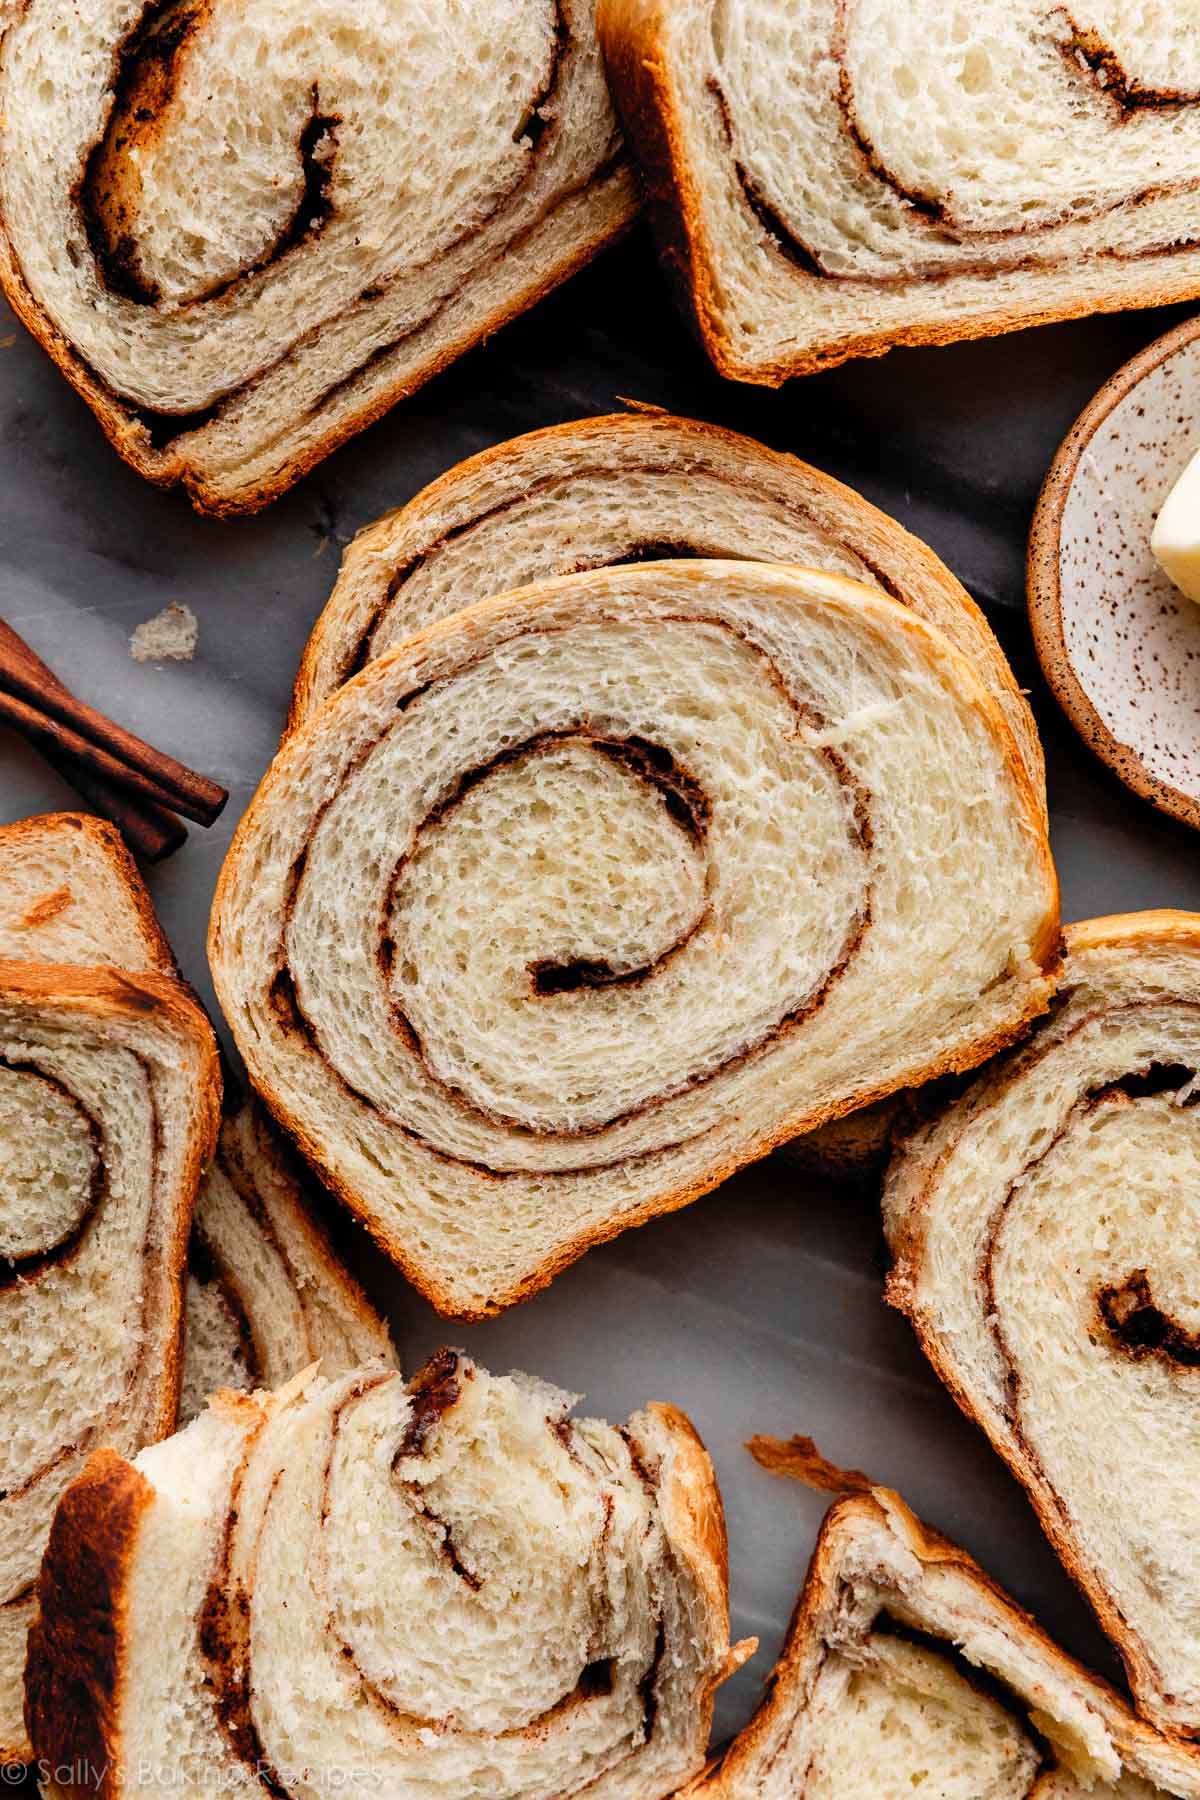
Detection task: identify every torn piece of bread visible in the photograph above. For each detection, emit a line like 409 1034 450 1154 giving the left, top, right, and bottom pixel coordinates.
130 602 199 664
0 2 636 515
885 912 1200 1740
689 1482 1200 1798
291 412 1044 807
596 2 1200 381
179 1101 395 1425
26 1352 746 1799
210 559 1059 1319
0 811 393 1425
0 961 219 1763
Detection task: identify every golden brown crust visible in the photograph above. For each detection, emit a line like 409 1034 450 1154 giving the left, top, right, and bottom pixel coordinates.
23 1448 155 1790
289 410 1044 813
596 2 1200 382
884 910 1200 1738
0 958 222 1438
746 1433 875 1496
0 812 177 976
0 159 638 517
214 562 1060 1320
691 1483 1200 1796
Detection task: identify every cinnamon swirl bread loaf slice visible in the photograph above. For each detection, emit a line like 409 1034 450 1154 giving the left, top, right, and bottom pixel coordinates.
885 912 1200 1739
180 1101 395 1424
292 412 1044 808
597 2 1200 380
0 812 393 1422
210 560 1059 1318
0 2 635 514
689 1477 1200 1797
0 812 174 973
27 1352 748 1799
0 961 219 1762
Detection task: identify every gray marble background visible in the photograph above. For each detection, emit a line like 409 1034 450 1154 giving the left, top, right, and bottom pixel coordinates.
2 226 1198 1744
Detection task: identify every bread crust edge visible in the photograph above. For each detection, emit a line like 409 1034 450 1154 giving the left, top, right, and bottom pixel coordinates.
0 812 177 977
0 166 639 518
883 908 1200 1739
22 1449 154 1785
288 409 1046 814
595 0 1200 383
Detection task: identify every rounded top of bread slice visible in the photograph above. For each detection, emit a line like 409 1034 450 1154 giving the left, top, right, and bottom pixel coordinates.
292 411 1044 809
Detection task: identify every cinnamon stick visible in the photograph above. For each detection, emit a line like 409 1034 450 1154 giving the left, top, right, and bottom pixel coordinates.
0 619 226 826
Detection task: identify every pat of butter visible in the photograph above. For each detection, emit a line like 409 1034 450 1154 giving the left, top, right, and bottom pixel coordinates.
1151 448 1200 603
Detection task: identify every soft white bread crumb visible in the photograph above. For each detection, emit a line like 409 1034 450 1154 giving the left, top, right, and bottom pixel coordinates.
0 809 393 1430
690 1485 1200 1798
0 0 636 513
179 1101 396 1425
0 963 219 1761
293 412 1045 808
597 1 1200 380
212 559 1059 1319
0 812 174 972
885 912 1200 1738
130 602 198 663
27 1356 740 1799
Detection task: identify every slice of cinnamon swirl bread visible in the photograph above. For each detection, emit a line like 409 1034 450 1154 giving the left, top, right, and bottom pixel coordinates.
885 912 1200 1740
0 1 636 514
0 813 394 1427
292 412 1044 809
26 1353 749 1799
210 559 1059 1319
179 1102 395 1425
597 2 1200 380
0 961 220 1763
0 812 174 973
689 1476 1200 1797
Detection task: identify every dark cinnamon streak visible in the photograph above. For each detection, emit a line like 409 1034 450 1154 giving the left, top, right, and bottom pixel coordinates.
717 6 1200 284
198 1459 292 1800
0 1062 104 1289
64 0 602 454
339 461 904 692
275 616 873 1171
395 1347 466 1459
1099 1270 1200 1370
1058 11 1200 112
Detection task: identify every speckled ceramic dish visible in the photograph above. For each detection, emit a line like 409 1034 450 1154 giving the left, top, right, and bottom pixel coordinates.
1029 315 1200 833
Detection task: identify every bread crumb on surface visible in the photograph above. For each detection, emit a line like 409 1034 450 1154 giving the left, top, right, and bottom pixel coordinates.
130 602 198 663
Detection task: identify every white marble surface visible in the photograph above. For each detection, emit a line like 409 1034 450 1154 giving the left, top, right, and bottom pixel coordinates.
2 228 1199 1746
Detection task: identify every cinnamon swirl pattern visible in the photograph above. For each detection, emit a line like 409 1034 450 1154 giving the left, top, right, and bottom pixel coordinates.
181 1102 395 1424
0 963 219 1762
688 1478 1200 1798
0 1 635 513
26 1355 745 1799
292 412 1045 809
597 0 1200 378
211 560 1059 1318
886 912 1200 1740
